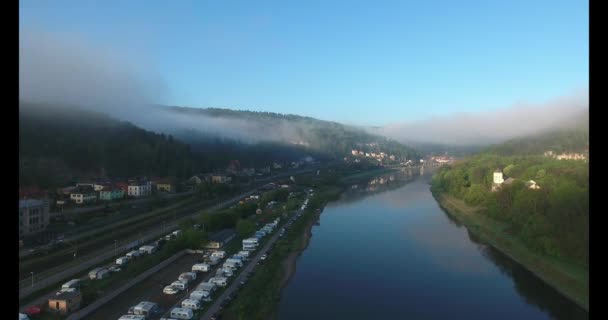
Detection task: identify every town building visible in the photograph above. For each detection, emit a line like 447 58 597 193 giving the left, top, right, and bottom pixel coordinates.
19 199 50 237
70 185 97 204
99 187 125 201
128 179 152 197
211 175 232 184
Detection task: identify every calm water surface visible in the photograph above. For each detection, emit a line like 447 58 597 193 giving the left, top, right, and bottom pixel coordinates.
278 170 588 320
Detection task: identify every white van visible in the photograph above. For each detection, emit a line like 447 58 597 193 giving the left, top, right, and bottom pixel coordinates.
181 298 202 310
61 279 80 290
126 250 141 258
192 263 210 273
116 256 130 265
171 280 188 290
170 307 193 320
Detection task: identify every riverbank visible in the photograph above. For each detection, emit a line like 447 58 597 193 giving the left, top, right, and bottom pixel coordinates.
279 209 318 290
434 192 589 311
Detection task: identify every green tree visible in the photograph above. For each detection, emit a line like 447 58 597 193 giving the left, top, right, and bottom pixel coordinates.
236 219 255 238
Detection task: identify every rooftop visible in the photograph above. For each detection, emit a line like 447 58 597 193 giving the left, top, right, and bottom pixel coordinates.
51 290 81 300
19 199 47 209
208 228 236 243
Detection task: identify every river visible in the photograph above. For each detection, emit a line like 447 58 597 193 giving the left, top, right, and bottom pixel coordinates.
278 169 588 320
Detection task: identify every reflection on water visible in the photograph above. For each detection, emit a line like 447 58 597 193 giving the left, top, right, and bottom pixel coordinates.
278 168 588 320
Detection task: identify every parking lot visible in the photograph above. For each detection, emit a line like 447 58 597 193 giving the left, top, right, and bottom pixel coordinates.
87 253 203 320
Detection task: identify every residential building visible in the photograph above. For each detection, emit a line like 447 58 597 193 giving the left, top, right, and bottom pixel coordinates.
156 178 175 192
19 199 50 238
99 187 125 201
48 291 82 314
128 179 152 197
351 150 359 156
70 186 97 204
204 229 236 249
212 175 232 184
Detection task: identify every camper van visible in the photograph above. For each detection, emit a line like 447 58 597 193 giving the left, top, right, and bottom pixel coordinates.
139 245 157 255
237 250 250 258
133 301 159 317
179 272 197 282
89 267 103 280
61 279 80 291
192 263 210 273
126 250 141 259
209 277 227 287
116 256 130 265
171 280 188 291
170 307 194 320
181 298 202 310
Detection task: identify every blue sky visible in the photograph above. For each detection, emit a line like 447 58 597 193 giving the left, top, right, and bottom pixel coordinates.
19 0 588 126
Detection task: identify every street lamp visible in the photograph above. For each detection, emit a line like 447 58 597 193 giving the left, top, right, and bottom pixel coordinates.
31 272 34 288
114 240 117 257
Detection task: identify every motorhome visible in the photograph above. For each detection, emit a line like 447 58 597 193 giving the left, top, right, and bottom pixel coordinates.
139 245 157 255
171 280 188 290
116 256 130 265
133 301 159 317
192 263 210 273
89 267 103 280
181 299 202 310
179 272 197 282
208 277 227 287
126 250 141 259
61 279 80 291
170 307 194 320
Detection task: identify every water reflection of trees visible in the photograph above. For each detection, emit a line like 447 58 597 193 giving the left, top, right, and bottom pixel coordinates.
465 229 589 320
338 170 417 205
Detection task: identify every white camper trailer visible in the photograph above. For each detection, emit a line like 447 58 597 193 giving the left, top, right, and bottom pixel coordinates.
179 272 197 282
89 267 103 280
192 263 210 273
133 301 159 317
118 315 146 320
126 250 141 259
181 298 202 310
208 277 227 287
196 282 216 293
189 290 210 301
171 280 188 290
170 307 193 320
210 251 226 258
61 279 80 291
139 245 157 255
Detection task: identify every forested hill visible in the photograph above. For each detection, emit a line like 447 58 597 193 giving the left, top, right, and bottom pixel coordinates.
19 103 199 188
485 111 588 156
430 125 589 267
162 106 421 161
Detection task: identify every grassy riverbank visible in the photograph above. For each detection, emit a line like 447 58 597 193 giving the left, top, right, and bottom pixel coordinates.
434 192 589 311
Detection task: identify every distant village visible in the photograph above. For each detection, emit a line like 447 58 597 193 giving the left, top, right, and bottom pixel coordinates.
19 157 317 240
543 150 588 161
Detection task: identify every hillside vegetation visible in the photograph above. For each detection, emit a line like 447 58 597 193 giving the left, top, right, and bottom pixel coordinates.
19 103 199 189
164 106 421 161
431 126 589 267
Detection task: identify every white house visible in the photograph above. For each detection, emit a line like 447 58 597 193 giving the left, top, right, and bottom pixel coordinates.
128 180 152 197
526 180 541 190
493 169 504 184
70 186 97 204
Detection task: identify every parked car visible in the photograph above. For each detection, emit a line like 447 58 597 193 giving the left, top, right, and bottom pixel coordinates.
261 254 267 260
109 266 122 272
163 286 178 295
